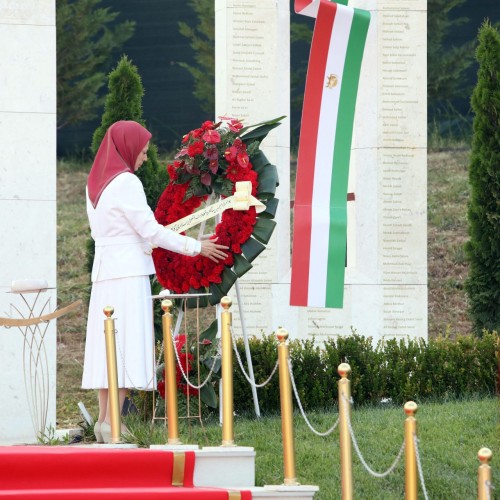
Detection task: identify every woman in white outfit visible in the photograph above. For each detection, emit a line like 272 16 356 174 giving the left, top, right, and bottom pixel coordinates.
82 121 227 443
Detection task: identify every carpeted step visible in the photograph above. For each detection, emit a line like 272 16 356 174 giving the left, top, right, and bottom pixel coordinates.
0 447 251 499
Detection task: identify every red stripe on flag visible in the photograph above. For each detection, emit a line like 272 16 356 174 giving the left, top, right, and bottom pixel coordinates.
291 2 338 306
294 0 313 12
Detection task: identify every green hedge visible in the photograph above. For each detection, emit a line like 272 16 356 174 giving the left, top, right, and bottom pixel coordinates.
232 332 498 414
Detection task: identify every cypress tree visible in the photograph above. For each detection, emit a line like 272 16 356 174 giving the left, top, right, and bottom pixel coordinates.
464 21 500 334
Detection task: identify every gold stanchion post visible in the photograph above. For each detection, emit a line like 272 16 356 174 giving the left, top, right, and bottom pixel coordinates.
162 299 181 444
404 401 418 500
477 447 493 500
338 363 353 500
103 306 122 444
277 328 298 486
221 296 235 446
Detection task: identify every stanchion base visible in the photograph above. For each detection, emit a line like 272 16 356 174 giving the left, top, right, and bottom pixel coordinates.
259 485 319 499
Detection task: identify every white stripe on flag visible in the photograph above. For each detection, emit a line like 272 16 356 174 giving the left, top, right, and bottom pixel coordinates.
308 5 354 307
297 0 321 18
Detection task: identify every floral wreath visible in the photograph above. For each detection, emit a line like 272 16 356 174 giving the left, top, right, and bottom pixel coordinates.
153 116 282 306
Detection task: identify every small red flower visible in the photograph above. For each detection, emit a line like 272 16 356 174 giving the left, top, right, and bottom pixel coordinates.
228 119 243 132
209 160 219 173
202 129 221 144
188 141 204 157
201 172 212 186
203 145 219 160
157 379 165 399
201 120 214 130
237 153 249 168
224 146 238 161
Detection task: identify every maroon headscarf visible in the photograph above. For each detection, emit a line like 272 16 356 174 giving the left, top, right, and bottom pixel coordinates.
87 121 152 208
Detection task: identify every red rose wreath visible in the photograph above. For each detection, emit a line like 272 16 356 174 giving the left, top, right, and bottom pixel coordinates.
153 117 282 305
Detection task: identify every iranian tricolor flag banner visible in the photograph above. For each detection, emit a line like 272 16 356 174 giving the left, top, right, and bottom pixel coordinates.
290 0 370 308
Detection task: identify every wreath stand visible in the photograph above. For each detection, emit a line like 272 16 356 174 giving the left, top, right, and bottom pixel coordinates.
205 201 261 418
150 292 212 437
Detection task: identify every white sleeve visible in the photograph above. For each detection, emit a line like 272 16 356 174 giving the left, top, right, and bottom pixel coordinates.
117 174 201 256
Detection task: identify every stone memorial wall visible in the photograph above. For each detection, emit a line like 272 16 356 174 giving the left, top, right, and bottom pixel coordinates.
217 0 427 344
0 0 57 444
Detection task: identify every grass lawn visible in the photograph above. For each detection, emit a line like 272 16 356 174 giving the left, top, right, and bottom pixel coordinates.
116 396 498 500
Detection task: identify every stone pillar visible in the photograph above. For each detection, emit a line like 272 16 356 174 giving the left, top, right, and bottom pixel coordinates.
0 0 57 444
215 0 293 334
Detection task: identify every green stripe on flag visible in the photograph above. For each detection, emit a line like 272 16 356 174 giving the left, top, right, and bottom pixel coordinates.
325 8 370 307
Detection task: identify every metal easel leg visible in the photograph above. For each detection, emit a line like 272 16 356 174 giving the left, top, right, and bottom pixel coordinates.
234 280 261 417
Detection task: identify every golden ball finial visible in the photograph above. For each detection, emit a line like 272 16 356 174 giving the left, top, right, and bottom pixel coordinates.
404 401 418 416
103 306 114 318
161 299 173 312
478 448 493 465
276 328 289 342
220 296 232 310
338 363 351 378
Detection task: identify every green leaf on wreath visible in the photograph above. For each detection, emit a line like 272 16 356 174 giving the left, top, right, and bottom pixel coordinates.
208 283 224 305
200 383 218 408
246 141 261 157
200 319 218 343
258 198 279 219
250 150 271 174
220 267 238 294
252 218 277 244
241 123 281 145
184 177 201 202
203 355 221 375
176 169 193 185
207 268 237 305
233 253 253 277
240 116 286 141
241 237 266 262
257 164 279 199
217 178 234 197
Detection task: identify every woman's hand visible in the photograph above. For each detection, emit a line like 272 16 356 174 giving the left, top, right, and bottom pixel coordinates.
199 237 229 262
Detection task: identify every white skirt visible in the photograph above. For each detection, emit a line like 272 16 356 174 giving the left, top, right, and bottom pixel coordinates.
81 275 156 390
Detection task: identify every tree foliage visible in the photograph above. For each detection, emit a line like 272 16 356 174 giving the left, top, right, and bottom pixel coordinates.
178 0 215 113
56 0 135 129
465 21 500 334
427 0 475 118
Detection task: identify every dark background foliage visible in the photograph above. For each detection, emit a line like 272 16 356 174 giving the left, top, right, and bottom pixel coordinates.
57 0 496 156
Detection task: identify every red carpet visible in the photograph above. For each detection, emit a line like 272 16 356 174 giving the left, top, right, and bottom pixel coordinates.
0 446 252 499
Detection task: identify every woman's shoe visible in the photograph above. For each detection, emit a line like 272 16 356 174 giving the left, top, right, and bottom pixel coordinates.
94 421 104 444
100 422 112 444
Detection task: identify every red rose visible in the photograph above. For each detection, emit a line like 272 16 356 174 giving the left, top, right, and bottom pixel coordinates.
157 379 165 399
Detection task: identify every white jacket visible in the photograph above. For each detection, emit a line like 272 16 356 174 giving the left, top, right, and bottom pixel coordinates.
87 172 201 282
